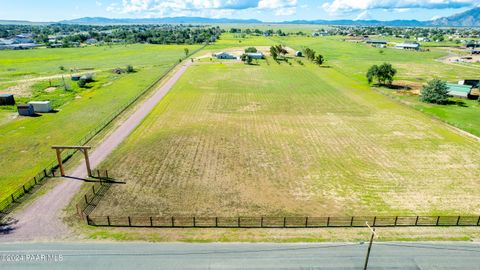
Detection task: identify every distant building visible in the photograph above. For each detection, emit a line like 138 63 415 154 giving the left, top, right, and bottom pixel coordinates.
85 38 98 44
366 39 387 45
295 51 303 57
213 52 237 59
417 37 431 42
246 52 264 59
395 42 420 50
14 34 34 44
446 83 472 98
458 80 480 88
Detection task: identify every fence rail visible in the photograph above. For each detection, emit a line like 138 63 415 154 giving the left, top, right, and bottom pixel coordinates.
0 45 207 216
83 215 480 228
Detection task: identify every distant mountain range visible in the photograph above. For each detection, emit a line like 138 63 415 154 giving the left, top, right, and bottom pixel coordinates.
1 7 479 27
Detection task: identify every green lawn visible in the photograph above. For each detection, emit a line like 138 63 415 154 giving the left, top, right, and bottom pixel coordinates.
93 60 480 218
0 44 200 203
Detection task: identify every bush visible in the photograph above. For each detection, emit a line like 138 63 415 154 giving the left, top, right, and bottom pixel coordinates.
126 65 134 73
420 79 449 105
77 78 87 88
245 47 257 53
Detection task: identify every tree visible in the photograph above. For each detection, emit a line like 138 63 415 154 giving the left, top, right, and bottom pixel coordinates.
313 54 325 66
184 48 189 57
77 78 87 88
303 48 316 61
126 65 134 73
366 63 397 85
270 46 278 60
420 79 449 104
245 47 257 53
240 54 253 65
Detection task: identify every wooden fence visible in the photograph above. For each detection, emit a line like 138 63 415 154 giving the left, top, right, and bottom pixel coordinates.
83 215 480 228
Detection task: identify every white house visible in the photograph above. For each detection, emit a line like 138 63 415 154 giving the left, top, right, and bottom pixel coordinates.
395 42 420 50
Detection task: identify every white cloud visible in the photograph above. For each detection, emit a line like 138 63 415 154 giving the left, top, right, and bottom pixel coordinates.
96 0 103 6
113 0 297 17
323 0 477 13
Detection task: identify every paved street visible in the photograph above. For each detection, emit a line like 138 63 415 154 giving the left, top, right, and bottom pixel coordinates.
0 242 479 269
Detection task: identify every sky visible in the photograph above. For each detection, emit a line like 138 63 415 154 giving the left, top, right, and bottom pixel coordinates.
0 0 479 22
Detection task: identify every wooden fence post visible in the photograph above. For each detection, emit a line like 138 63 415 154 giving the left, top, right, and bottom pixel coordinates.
34 176 37 184
150 217 153 227
86 215 91 225
436 216 440 226
22 185 27 193
11 194 15 202
373 216 377 227
415 216 419 226
456 216 461 226
97 170 100 178
305 217 308 228
171 217 175 227
394 216 398 226
92 185 95 195
350 216 354 226
107 216 111 226
283 217 286 228
106 170 109 179
128 216 132 227
193 217 196 227
327 217 330 227
238 217 241 227
261 217 264 228
84 194 88 204
215 217 218 227
477 216 480 226
44 169 48 177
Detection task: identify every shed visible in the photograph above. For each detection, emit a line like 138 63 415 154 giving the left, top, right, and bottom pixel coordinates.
458 80 479 88
246 52 264 59
395 42 420 50
0 94 15 105
71 75 81 81
295 51 303 57
28 101 52 113
366 39 387 45
446 83 472 98
17 104 35 116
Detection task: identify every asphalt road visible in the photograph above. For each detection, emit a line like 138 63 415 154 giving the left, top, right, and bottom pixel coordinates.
0 242 479 269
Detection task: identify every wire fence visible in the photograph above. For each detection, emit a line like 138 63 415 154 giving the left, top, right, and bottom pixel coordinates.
83 215 480 228
0 45 206 215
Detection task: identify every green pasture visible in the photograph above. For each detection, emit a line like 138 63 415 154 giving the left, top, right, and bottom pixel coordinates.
94 60 480 217
0 44 200 203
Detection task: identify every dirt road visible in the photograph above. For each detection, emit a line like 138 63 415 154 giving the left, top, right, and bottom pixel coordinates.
0 61 192 241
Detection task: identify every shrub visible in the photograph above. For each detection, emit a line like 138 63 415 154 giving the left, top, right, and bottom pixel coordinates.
126 65 134 73
420 79 449 105
77 78 87 88
245 47 257 53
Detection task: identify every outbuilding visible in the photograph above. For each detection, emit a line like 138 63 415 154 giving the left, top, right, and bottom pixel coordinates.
446 83 472 98
0 94 15 105
295 51 303 57
28 101 52 113
246 52 264 59
214 52 237 59
17 104 35 116
71 75 81 81
395 42 420 50
366 39 387 45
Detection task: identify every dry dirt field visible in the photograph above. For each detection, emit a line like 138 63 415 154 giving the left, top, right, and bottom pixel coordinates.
92 61 480 218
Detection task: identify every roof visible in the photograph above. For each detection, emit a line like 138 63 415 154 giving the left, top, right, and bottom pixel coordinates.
246 53 263 56
366 39 387 44
396 43 420 48
447 83 472 97
28 101 51 105
0 94 13 97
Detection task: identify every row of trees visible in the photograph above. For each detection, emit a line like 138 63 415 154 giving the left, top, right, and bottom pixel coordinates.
270 45 288 61
303 48 325 66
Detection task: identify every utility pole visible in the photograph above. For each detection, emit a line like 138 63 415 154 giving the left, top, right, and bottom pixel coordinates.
363 222 378 270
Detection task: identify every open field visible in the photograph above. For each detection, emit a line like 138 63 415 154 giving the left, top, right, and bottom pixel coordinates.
0 44 200 203
93 60 480 218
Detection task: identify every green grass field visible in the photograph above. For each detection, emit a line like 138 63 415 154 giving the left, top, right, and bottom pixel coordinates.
0 44 200 203
93 60 480 218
